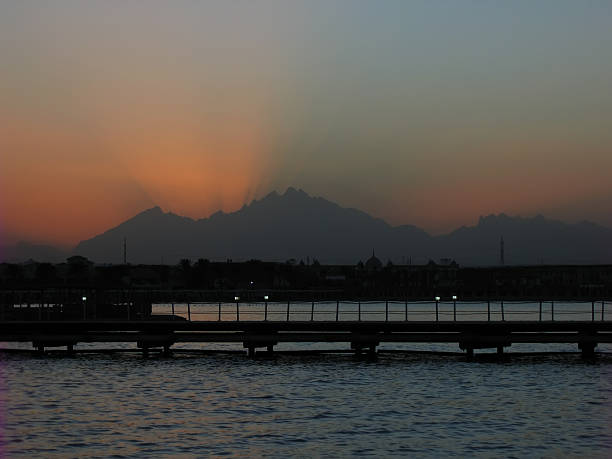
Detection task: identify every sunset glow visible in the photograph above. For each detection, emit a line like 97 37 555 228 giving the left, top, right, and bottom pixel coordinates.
1 1 611 246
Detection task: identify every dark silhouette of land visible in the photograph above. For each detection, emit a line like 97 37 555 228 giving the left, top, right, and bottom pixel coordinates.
3 187 612 265
1 255 611 300
0 241 69 264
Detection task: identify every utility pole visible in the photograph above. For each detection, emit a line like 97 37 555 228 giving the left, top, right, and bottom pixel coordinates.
500 236 505 266
123 237 127 265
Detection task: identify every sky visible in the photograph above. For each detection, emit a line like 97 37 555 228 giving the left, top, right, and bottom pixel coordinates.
1 1 611 247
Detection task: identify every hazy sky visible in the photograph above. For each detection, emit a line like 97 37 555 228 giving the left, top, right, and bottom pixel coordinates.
1 1 611 246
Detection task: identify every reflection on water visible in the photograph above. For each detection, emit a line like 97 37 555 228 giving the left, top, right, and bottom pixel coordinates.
2 348 612 457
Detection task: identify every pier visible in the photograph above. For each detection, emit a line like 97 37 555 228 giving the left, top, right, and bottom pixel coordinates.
0 290 611 358
0 319 610 359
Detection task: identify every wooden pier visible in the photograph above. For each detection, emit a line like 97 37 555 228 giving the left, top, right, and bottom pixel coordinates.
1 319 610 359
1 290 610 359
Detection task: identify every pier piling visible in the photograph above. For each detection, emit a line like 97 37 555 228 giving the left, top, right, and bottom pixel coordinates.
579 342 596 358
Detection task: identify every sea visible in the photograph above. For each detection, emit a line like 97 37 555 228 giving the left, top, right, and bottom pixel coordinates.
2 301 612 458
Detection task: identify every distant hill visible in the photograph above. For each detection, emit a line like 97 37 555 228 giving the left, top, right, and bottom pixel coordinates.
4 188 611 265
73 187 429 265
70 187 612 265
435 214 612 265
0 242 69 264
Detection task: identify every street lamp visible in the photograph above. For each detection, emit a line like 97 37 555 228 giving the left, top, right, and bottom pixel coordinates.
452 295 458 321
435 296 440 321
264 295 269 321
235 296 240 321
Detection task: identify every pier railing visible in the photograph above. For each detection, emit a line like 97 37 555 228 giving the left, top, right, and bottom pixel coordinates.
154 299 611 322
1 294 611 323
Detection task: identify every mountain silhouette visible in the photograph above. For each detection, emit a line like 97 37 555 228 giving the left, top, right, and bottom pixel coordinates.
5 188 611 265
71 188 612 265
74 187 429 264
435 214 612 265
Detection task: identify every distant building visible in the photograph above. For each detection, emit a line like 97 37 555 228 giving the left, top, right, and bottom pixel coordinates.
67 255 93 267
365 250 382 272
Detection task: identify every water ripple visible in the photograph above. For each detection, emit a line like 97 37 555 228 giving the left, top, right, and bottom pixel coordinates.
2 350 612 457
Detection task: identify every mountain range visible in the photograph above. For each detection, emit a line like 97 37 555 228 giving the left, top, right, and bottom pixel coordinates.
3 187 612 265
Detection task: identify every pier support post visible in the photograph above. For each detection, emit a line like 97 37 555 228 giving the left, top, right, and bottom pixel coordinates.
67 344 74 355
466 347 474 360
163 344 172 357
243 334 278 358
351 339 379 358
579 342 596 359
497 345 503 355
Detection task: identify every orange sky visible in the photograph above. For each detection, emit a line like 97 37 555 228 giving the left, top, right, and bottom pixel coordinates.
1 2 611 247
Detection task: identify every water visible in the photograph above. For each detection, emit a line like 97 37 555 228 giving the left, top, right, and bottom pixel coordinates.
2 344 612 457
2 301 612 457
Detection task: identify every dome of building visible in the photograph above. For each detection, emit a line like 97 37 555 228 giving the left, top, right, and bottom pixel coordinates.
365 250 382 271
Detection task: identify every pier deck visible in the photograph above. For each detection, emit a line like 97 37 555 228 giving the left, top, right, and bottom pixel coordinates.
1 319 611 358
